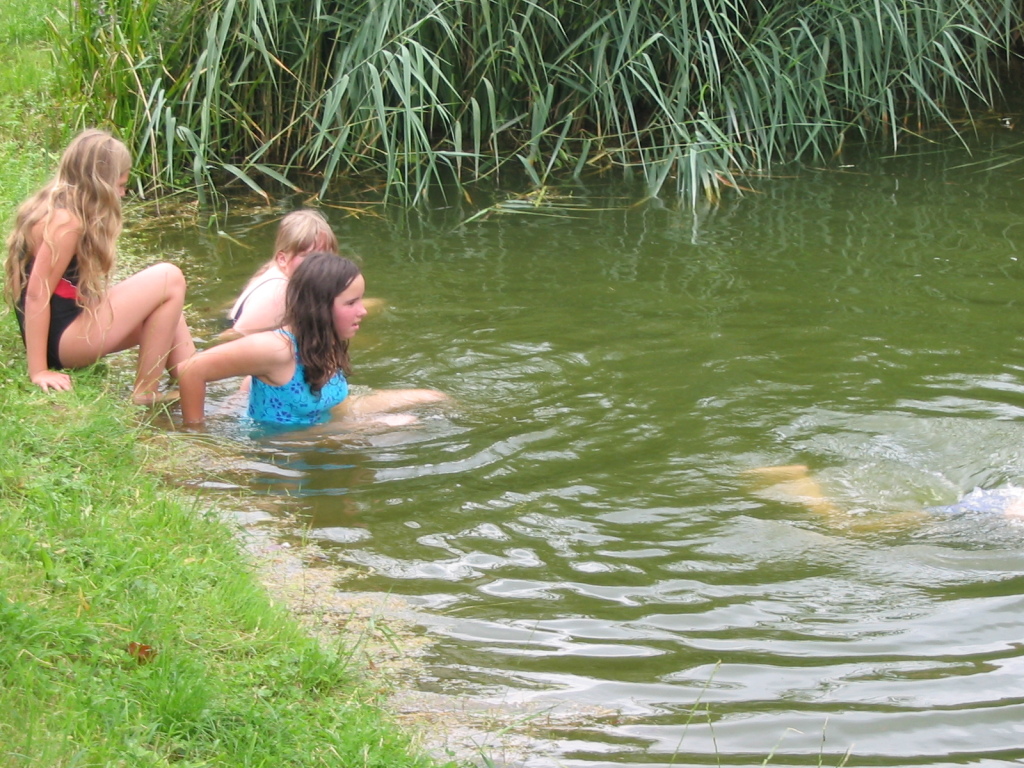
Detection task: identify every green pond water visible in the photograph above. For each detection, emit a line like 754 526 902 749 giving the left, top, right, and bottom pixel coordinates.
156 133 1024 766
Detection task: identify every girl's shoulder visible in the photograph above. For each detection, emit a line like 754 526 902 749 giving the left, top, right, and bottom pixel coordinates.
24 208 84 268
29 207 82 240
230 265 289 332
246 263 287 290
242 328 298 385
234 264 281 301
205 328 295 379
249 328 296 356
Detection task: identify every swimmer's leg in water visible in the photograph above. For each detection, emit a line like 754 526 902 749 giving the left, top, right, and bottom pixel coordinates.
743 464 929 531
332 387 448 427
742 464 842 518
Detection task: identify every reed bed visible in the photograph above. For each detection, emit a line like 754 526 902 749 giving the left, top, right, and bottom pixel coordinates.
54 0 1024 206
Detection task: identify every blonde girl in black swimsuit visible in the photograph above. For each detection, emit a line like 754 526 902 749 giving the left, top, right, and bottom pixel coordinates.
5 129 195 405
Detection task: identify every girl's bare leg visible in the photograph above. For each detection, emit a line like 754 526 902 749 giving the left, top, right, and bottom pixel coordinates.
166 314 195 380
742 464 841 518
334 388 447 418
743 464 928 531
58 263 195 403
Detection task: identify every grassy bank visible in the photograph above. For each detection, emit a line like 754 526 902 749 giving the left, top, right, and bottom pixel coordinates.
0 0 65 183
0 371 443 767
0 372 453 767
0 2 453 766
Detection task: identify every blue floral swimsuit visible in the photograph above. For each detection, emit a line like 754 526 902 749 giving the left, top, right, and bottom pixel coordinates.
247 330 348 425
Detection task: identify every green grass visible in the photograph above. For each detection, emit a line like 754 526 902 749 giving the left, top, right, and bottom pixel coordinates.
0 139 51 218
0 0 67 162
0 0 53 45
0 360 446 767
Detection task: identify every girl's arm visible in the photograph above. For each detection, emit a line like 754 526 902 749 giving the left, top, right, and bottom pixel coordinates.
22 211 81 391
178 331 293 424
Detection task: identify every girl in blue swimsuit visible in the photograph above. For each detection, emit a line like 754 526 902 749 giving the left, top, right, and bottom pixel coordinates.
179 252 445 427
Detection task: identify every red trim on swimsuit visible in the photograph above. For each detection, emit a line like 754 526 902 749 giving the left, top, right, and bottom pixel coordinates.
53 278 78 300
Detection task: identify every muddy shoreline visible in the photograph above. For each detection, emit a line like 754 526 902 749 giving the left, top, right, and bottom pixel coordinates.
233 509 600 768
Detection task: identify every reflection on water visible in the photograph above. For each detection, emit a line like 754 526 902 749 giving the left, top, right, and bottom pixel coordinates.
159 137 1024 766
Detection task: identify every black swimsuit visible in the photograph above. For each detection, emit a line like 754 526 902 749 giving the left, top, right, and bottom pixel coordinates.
229 274 286 327
16 256 83 369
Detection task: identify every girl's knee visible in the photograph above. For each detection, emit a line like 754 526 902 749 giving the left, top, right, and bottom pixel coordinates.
147 262 187 297
158 261 186 283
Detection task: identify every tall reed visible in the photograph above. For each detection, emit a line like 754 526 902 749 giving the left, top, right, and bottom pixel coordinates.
53 0 1024 205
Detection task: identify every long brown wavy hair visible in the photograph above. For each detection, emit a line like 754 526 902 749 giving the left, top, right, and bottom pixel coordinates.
284 252 360 394
5 129 131 307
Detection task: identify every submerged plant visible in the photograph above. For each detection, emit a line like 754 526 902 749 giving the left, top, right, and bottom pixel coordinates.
53 0 1024 206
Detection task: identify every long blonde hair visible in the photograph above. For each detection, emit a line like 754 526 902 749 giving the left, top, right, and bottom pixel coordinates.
5 129 131 307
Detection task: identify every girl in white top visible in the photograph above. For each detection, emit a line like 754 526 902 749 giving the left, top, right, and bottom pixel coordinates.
226 209 337 337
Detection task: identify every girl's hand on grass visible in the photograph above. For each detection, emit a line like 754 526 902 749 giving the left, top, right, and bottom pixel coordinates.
31 369 72 392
